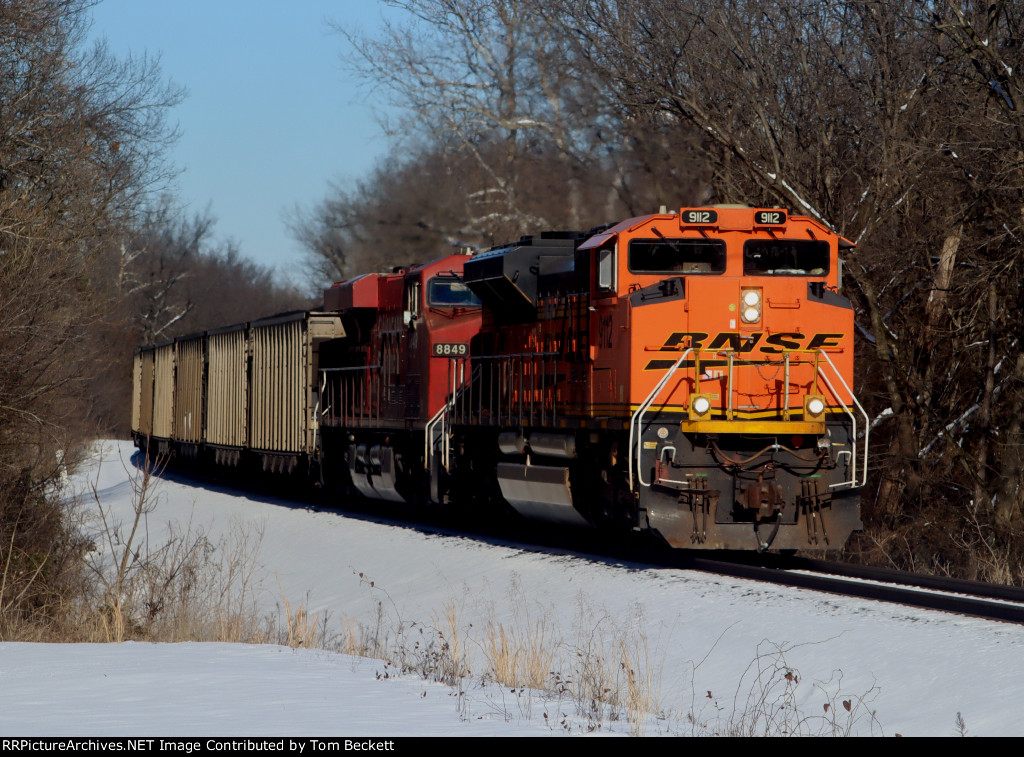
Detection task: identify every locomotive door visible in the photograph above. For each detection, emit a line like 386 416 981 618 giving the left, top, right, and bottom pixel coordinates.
590 300 621 412
588 243 625 416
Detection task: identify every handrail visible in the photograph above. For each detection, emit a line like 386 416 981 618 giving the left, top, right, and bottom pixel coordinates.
816 350 870 488
424 358 478 476
424 403 447 473
629 348 693 489
319 364 382 427
628 347 867 492
319 364 382 372
312 371 326 459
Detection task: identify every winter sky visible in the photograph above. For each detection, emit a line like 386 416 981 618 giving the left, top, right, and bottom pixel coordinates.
88 1 398 283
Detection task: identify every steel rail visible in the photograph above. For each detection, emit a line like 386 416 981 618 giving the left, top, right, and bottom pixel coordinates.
676 554 1024 625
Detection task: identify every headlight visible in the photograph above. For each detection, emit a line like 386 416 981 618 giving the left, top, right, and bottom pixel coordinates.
740 289 761 323
804 396 826 418
692 396 711 415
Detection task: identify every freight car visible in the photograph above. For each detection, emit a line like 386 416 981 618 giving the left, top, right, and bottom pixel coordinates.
132 207 867 552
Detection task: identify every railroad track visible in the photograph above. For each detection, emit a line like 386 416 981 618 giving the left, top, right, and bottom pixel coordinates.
664 551 1024 625
476 519 1024 625
152 458 1024 625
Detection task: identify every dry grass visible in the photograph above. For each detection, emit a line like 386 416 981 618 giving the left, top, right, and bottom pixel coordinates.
333 575 664 734
619 639 655 736
429 599 469 683
0 444 276 645
337 614 369 656
67 448 271 644
675 640 884 737
482 617 553 690
278 580 328 649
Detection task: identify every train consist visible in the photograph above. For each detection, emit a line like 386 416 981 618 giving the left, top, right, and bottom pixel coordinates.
132 206 867 551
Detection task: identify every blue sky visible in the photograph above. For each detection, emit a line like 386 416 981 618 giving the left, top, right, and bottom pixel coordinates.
88 1 398 283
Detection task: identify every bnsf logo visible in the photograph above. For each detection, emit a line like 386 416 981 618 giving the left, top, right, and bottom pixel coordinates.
644 332 845 369
659 331 843 354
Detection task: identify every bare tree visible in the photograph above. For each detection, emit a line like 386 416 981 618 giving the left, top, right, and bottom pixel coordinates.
554 0 1024 575
297 0 709 288
288 143 477 283
0 0 184 630
335 1 624 236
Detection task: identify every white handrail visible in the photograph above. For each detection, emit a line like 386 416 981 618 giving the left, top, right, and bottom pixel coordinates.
816 350 870 488
626 348 866 492
424 358 475 476
424 403 448 472
629 348 693 489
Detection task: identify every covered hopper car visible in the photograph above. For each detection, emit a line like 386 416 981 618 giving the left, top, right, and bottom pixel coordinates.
132 207 868 551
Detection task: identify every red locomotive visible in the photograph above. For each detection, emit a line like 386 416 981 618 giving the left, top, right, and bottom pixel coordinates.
132 206 867 551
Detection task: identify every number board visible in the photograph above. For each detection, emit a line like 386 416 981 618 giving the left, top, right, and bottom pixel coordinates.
754 210 787 225
681 209 718 225
433 343 469 357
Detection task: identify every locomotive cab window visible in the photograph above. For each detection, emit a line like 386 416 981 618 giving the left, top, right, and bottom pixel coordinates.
743 240 829 276
428 277 481 307
628 238 726 274
596 244 617 292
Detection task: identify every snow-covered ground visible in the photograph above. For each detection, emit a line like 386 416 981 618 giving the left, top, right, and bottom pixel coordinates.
3 441 1022 736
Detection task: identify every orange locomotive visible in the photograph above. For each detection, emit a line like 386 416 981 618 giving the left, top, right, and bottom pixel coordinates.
448 206 867 550
132 206 866 552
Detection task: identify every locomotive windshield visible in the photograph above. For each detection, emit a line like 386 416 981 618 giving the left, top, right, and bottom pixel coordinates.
743 240 829 276
428 277 482 307
628 238 726 274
